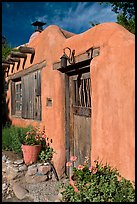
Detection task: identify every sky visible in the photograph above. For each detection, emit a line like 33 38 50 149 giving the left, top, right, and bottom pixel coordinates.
2 2 117 48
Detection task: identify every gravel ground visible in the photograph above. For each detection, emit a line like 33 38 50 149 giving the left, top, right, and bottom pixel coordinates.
2 178 61 202
2 150 66 202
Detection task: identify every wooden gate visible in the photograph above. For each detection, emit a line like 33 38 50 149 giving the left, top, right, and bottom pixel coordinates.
65 70 91 173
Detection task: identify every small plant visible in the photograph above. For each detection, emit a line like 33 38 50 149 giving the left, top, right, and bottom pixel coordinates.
61 156 135 202
38 146 55 162
2 125 33 154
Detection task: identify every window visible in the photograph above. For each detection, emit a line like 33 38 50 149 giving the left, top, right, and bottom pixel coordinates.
15 81 22 114
11 70 41 120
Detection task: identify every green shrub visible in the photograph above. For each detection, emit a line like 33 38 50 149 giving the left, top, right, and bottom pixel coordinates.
2 125 33 155
38 146 55 162
61 159 135 202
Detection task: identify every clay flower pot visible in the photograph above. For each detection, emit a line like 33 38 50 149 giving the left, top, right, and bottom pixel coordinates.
21 144 42 165
69 175 79 192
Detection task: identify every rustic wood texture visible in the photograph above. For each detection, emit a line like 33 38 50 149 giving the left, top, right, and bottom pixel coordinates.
68 71 91 170
11 81 15 115
8 60 46 80
74 115 91 167
21 70 41 120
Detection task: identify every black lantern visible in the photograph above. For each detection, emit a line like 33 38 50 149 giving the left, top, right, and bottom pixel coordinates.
60 53 68 68
60 47 75 69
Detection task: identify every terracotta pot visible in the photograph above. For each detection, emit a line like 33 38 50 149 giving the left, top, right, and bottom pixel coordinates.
69 175 79 192
21 144 42 165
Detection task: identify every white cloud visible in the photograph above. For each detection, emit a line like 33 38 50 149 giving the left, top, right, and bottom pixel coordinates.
47 2 117 33
29 2 117 34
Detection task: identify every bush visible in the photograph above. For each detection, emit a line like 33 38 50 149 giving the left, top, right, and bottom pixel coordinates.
2 125 33 155
61 159 135 202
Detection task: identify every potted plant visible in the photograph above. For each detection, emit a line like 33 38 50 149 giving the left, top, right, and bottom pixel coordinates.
22 126 46 165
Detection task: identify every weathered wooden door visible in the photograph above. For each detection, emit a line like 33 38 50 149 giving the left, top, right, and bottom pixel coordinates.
66 71 91 170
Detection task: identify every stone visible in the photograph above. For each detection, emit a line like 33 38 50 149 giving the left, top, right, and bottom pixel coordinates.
57 192 63 201
2 162 7 172
12 183 29 200
2 183 8 191
19 164 28 172
6 166 19 180
14 159 24 165
28 164 37 169
38 165 51 175
47 171 53 179
37 163 43 167
25 174 48 184
26 166 37 176
55 199 61 202
6 194 12 199
44 162 49 166
6 159 12 164
2 155 7 162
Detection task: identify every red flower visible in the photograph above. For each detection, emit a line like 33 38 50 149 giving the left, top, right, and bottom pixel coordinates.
70 156 77 162
77 165 84 170
66 162 72 167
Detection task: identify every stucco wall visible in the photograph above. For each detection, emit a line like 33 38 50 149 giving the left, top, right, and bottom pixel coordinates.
90 25 135 182
6 23 135 181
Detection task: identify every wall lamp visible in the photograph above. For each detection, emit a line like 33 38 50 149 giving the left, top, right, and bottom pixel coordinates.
60 47 75 68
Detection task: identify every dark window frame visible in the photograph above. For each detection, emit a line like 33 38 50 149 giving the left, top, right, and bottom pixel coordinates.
11 70 41 121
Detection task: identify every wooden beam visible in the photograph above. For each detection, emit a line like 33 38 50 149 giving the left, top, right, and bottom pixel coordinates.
53 48 93 70
53 47 100 71
8 60 46 80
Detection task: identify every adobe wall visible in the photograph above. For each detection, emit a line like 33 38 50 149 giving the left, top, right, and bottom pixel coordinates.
90 24 135 182
6 23 135 181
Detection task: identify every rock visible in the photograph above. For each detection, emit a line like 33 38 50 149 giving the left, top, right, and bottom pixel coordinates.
6 159 12 164
37 163 43 168
55 199 61 202
2 183 8 191
6 194 12 199
44 162 49 166
47 171 53 179
25 174 48 184
28 164 37 169
19 164 28 172
26 166 37 176
38 165 51 175
57 192 63 201
12 183 29 200
2 155 7 162
2 162 7 172
6 166 19 180
14 159 24 165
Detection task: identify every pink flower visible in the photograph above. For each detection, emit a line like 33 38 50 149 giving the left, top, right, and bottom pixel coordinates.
35 136 39 141
42 134 46 139
89 166 93 172
66 162 72 167
77 165 84 170
92 167 98 174
70 156 77 162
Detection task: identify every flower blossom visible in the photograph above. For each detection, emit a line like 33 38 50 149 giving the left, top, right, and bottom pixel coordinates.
42 134 46 139
77 165 84 170
66 162 72 167
89 166 93 172
70 156 77 162
92 167 98 174
35 136 39 141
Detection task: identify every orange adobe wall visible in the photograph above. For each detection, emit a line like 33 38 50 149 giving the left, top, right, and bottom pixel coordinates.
5 22 135 181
